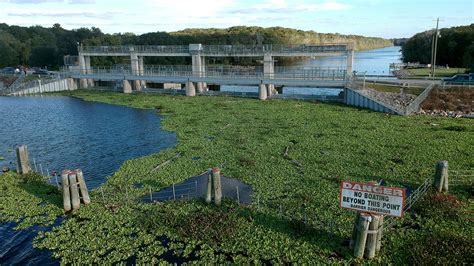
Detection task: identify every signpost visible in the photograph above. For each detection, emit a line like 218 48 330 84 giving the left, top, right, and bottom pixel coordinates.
341 180 406 259
340 181 405 217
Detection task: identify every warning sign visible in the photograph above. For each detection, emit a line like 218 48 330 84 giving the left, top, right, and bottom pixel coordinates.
340 181 406 217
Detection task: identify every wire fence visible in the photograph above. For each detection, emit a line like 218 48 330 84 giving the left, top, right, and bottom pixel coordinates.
449 169 474 186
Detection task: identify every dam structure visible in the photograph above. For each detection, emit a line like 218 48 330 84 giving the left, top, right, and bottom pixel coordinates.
66 43 354 99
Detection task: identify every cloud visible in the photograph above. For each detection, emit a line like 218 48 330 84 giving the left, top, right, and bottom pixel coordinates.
68 0 95 4
5 0 62 3
232 0 350 14
7 11 119 19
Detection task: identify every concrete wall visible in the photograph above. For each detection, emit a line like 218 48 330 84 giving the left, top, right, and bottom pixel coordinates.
344 88 399 114
11 78 77 96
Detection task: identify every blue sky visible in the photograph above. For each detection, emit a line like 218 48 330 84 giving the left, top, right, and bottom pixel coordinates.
0 0 472 38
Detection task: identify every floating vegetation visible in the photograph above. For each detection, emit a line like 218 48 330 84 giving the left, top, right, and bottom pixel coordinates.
3 90 473 264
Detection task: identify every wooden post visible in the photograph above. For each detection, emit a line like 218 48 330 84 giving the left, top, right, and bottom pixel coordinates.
212 167 222 206
353 213 371 258
434 160 448 192
364 215 380 259
15 145 31 174
349 212 361 249
75 169 91 204
172 183 176 200
61 170 71 212
236 186 240 204
205 168 213 203
149 187 153 202
376 215 384 253
68 172 81 210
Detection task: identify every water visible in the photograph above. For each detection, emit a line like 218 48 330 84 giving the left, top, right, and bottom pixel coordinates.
142 172 253 205
221 46 402 94
0 96 176 188
0 96 176 264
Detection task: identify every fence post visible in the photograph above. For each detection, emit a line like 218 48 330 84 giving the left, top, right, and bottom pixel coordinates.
236 186 240 204
364 215 380 259
61 170 72 212
149 187 153 202
172 183 176 200
349 212 361 249
212 167 222 206
353 213 371 258
68 171 80 210
15 145 32 174
434 160 448 192
375 215 384 253
206 168 212 203
76 169 91 204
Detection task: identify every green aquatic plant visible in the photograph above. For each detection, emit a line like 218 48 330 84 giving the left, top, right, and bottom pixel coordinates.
2 90 473 264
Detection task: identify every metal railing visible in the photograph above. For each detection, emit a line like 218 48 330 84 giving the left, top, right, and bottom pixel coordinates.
80 43 351 55
403 83 436 115
384 178 431 229
65 65 347 81
1 77 60 95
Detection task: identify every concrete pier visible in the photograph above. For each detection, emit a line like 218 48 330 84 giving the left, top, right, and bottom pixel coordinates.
259 84 268 100
186 81 196 96
78 55 88 88
123 80 132 93
347 50 354 74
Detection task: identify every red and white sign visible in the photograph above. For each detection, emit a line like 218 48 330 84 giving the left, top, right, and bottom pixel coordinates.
340 181 406 217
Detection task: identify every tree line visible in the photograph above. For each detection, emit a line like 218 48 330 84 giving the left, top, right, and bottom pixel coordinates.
402 24 473 71
0 23 392 69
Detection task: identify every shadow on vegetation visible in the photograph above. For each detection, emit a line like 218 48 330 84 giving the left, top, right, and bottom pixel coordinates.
19 173 62 208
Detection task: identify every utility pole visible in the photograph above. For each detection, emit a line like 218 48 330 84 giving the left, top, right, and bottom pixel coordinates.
430 18 440 80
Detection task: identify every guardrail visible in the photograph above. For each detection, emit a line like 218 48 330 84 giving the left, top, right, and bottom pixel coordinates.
65 65 347 81
80 43 351 55
403 83 436 115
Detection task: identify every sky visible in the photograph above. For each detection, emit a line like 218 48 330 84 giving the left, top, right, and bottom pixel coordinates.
0 0 472 38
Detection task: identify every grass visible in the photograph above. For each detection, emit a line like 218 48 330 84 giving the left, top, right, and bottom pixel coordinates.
2 90 473 264
366 83 425 96
407 68 466 77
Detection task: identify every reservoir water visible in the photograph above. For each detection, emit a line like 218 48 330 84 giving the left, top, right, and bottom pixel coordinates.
221 46 402 95
0 46 401 264
0 96 176 265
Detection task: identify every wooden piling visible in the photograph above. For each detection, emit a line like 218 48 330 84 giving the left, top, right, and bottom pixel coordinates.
434 160 448 192
15 145 31 174
61 170 72 212
349 212 361 249
353 213 371 259
75 169 91 204
68 172 81 210
212 167 222 206
375 215 384 253
205 168 213 203
364 215 380 259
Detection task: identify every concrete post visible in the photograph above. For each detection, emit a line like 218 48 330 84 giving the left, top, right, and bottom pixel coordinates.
78 55 88 88
192 54 204 92
185 81 196 96
123 80 132 94
264 54 274 96
84 56 94 87
259 83 268 100
130 53 141 91
347 50 354 75
138 56 146 88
